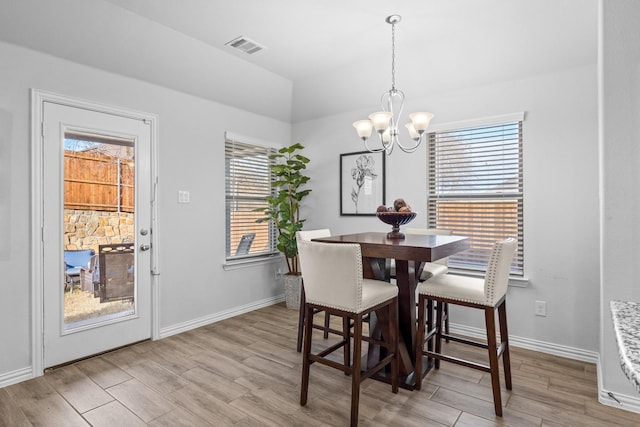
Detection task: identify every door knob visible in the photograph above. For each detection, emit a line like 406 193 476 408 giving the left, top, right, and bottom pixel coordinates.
140 244 151 251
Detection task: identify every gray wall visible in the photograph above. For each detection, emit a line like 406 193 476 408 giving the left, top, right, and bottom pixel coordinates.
600 0 640 402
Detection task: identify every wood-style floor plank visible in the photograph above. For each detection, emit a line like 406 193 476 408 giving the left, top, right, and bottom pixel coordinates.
0 388 32 427
105 378 175 423
82 400 147 427
2 302 640 426
74 355 132 389
5 376 88 427
43 364 114 414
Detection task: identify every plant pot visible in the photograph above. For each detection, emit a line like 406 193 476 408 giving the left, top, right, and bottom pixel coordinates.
284 273 303 310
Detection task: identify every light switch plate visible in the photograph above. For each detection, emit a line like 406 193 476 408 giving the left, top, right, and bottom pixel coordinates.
535 300 547 317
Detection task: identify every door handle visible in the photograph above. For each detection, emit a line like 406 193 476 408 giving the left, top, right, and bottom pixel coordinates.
140 244 151 251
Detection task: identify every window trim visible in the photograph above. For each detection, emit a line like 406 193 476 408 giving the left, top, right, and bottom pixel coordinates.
427 112 525 133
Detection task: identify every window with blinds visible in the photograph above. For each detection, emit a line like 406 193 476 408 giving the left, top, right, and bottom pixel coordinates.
225 137 277 260
427 119 524 275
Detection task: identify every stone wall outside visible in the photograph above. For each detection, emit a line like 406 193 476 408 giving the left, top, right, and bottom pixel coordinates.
64 209 134 252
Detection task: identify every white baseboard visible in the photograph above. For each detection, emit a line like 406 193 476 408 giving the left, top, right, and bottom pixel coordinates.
158 294 285 339
596 353 640 415
0 367 33 389
450 323 599 363
599 388 640 414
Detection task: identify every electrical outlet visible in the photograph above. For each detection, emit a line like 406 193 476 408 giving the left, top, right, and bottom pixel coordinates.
535 300 547 317
177 190 190 204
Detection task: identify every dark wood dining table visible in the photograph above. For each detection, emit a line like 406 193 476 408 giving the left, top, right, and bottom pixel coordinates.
313 231 470 389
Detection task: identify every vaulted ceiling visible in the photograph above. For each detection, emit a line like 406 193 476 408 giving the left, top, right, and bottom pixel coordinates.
0 0 597 123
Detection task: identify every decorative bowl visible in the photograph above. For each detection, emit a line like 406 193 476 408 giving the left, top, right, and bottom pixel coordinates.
376 211 417 239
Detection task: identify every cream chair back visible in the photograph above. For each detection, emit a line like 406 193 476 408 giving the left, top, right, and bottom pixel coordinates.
484 238 517 306
298 239 364 313
405 228 453 265
296 229 331 242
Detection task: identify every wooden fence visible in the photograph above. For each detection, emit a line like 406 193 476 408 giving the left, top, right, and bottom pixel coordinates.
64 151 134 212
432 200 522 272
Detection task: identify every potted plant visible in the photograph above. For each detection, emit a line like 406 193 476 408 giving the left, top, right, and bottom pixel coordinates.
256 143 311 308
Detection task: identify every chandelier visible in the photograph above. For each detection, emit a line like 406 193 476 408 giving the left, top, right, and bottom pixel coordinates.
352 15 433 155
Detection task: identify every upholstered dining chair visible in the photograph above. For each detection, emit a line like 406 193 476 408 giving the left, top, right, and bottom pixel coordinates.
295 229 333 352
414 238 517 416
298 239 399 427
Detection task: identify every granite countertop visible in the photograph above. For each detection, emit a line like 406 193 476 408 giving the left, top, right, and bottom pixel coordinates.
610 300 640 393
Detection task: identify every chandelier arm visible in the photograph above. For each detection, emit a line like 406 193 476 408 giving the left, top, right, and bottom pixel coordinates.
394 134 424 153
383 134 394 155
363 138 388 153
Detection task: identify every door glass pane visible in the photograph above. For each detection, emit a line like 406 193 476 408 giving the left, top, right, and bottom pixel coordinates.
63 133 136 330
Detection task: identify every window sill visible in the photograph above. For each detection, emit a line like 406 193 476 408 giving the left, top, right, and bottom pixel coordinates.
448 268 529 287
223 254 282 271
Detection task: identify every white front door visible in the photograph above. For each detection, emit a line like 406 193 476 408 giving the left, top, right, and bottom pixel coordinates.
41 100 153 368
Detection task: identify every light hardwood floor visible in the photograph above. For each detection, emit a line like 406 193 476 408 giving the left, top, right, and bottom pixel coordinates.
2 303 640 426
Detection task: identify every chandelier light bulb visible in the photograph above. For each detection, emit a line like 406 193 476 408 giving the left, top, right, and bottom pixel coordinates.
368 112 393 133
409 112 434 132
381 128 392 143
405 123 420 141
352 120 373 140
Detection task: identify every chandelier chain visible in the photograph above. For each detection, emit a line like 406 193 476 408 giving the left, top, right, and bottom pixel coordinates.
391 21 396 91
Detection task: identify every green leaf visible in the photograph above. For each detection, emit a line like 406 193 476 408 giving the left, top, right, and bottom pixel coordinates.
261 142 311 273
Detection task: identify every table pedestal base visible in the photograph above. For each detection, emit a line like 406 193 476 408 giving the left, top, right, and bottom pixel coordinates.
367 355 435 390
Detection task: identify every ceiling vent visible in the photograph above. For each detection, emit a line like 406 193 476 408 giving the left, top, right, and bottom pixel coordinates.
225 36 265 55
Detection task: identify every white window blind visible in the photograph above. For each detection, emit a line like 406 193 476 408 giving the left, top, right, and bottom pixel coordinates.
427 120 524 275
225 137 277 260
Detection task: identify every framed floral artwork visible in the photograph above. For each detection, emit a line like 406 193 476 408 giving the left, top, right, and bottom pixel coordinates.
340 151 386 216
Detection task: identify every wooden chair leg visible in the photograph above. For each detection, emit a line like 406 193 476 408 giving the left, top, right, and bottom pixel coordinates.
389 299 399 394
426 298 434 354
484 306 502 416
296 285 307 353
300 304 314 406
498 300 512 390
434 302 444 370
443 302 450 343
426 298 433 341
415 294 426 391
323 312 331 339
343 315 351 373
350 315 363 427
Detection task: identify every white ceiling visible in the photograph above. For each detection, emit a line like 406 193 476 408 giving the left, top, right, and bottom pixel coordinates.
0 0 597 123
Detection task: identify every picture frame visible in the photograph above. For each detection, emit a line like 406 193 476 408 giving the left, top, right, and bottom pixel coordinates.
340 150 386 216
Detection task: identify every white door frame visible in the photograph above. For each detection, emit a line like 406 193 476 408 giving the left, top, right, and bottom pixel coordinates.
30 89 160 376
